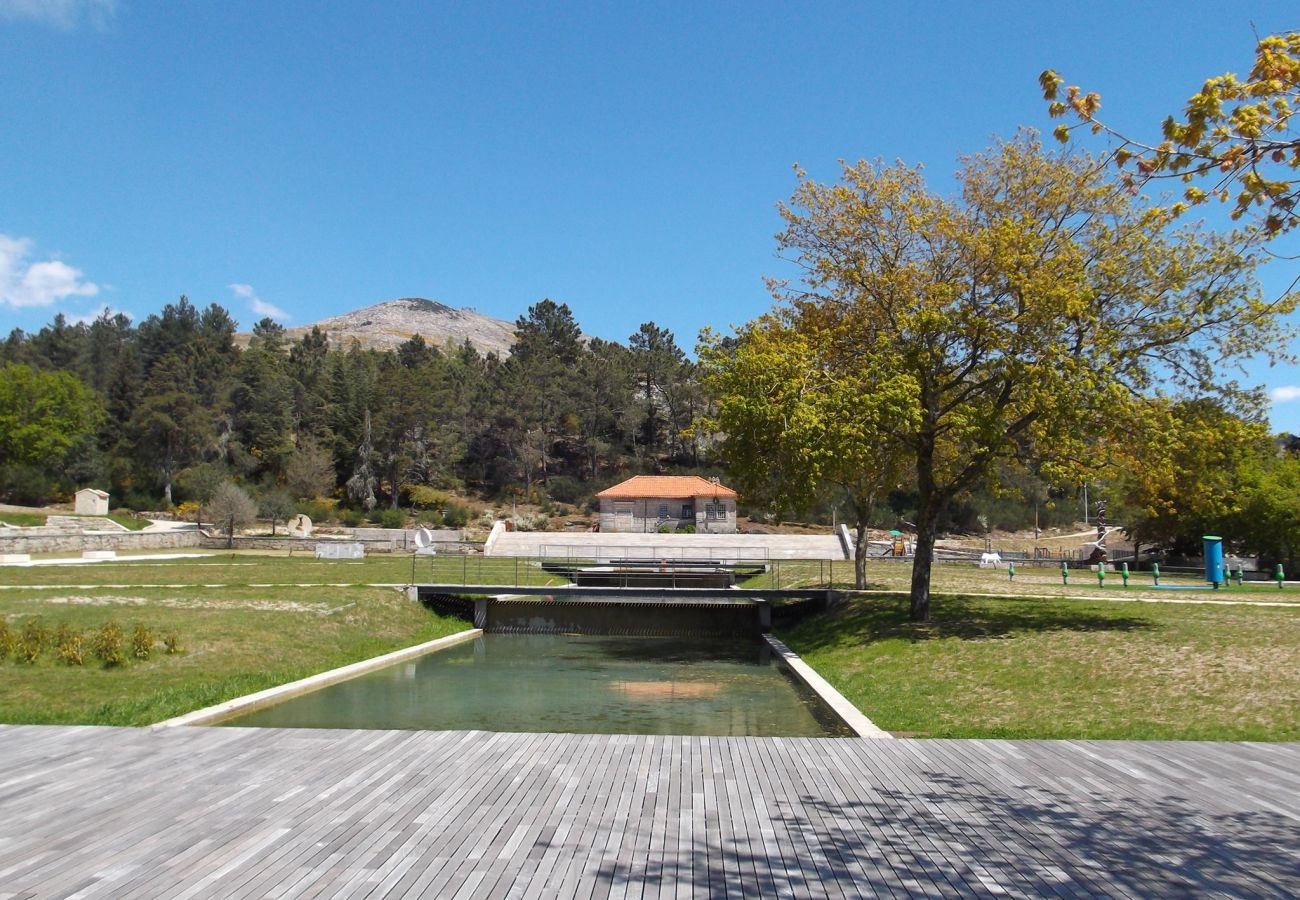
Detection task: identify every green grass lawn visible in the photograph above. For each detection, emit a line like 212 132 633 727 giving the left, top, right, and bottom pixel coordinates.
0 581 467 726
778 592 1300 740
0 550 567 589
742 558 1300 604
0 512 46 527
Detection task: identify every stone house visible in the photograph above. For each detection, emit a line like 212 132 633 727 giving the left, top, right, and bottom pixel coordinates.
595 476 739 533
74 488 110 516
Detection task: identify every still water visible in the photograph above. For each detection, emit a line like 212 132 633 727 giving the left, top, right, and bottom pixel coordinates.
217 633 851 737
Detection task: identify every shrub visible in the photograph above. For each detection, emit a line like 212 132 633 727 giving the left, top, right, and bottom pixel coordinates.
93 622 125 667
0 620 10 660
545 476 590 507
658 524 674 533
20 617 48 654
131 623 153 660
338 508 365 527
379 507 406 529
407 485 451 509
366 507 385 524
442 502 472 528
295 499 335 524
58 631 85 666
15 636 41 664
163 631 181 654
676 523 697 534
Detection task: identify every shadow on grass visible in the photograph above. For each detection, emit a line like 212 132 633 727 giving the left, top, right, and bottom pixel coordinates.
783 592 1153 652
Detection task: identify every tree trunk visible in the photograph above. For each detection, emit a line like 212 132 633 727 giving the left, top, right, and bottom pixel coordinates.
909 506 938 621
911 435 942 621
853 518 870 590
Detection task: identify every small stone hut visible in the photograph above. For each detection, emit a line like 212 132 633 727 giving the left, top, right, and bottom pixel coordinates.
595 476 739 533
74 488 110 516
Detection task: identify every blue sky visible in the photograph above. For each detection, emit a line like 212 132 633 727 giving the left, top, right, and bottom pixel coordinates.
3 1 1299 426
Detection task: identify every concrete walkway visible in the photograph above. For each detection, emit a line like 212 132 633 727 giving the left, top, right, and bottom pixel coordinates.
0 726 1295 898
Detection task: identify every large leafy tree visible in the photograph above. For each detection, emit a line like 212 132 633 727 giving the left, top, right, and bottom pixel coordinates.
1109 398 1276 555
0 363 102 468
700 316 914 588
725 133 1293 621
1042 31 1300 234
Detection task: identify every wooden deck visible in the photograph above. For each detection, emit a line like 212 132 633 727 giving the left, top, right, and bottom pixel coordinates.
0 726 1296 898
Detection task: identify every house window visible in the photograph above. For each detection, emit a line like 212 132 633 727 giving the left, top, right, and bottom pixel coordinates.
681 504 692 519
706 503 725 521
657 504 669 519
614 503 633 522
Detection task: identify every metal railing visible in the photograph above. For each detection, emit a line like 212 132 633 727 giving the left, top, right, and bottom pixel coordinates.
410 555 840 590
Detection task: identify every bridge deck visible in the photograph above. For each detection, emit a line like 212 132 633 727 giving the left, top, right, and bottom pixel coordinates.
415 584 832 602
0 725 1295 898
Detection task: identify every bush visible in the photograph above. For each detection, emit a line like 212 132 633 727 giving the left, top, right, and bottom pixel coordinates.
93 622 125 667
407 485 451 510
131 623 153 660
658 524 674 533
545 476 590 507
295 499 335 524
21 617 48 654
442 502 472 528
58 631 85 666
0 620 10 660
676 523 697 534
338 508 365 527
163 631 181 654
379 507 406 529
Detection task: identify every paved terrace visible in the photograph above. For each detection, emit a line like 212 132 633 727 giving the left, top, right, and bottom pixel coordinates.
1 726 1296 898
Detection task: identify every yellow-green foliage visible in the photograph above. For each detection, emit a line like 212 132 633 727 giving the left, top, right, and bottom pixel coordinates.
93 622 125 667
131 623 153 660
1044 32 1300 234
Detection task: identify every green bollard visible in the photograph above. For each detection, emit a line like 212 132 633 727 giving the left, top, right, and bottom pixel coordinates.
1097 566 1105 588
1008 562 1015 581
1152 562 1160 586
1121 562 1129 588
1234 566 1244 586
1276 563 1285 589
1061 561 1069 585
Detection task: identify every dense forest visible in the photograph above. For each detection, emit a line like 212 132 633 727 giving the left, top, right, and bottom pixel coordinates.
6 295 1300 564
0 297 716 528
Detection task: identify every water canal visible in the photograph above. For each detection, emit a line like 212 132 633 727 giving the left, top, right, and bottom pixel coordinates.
216 633 852 737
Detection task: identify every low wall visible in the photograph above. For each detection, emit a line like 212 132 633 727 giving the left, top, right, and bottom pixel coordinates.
0 530 201 555
197 535 403 553
481 598 763 637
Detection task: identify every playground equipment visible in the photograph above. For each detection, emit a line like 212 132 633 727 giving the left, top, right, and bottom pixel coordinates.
1204 535 1225 589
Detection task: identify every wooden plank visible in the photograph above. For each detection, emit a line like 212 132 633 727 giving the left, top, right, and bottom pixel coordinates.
0 727 1295 898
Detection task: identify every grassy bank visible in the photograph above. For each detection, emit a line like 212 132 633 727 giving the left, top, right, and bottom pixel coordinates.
0 582 466 725
742 558 1300 604
778 593 1300 740
0 550 566 589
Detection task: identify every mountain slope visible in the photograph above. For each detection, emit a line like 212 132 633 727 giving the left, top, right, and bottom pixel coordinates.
249 298 517 356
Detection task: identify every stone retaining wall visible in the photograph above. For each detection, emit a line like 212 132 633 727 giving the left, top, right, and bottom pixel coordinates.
0 530 202 555
197 535 403 553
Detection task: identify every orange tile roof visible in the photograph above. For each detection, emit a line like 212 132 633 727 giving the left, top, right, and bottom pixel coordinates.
595 475 738 500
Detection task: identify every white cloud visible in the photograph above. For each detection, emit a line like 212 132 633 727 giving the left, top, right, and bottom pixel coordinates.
0 0 117 29
229 282 291 322
1270 385 1300 403
0 233 99 308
